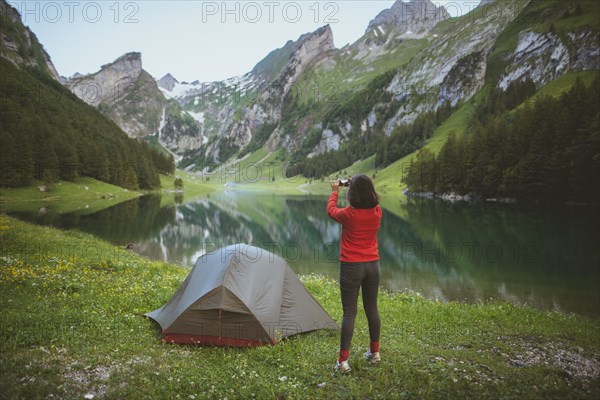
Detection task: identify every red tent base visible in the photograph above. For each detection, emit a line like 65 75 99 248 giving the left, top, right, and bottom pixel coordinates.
162 333 275 347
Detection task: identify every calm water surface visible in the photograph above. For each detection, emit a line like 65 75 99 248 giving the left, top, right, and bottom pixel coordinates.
7 192 600 317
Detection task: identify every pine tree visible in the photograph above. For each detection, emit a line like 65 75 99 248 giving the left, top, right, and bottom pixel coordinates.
0 132 19 187
174 177 184 190
123 165 139 190
42 168 58 186
36 138 60 184
57 143 79 181
93 145 110 182
437 132 459 193
406 148 437 192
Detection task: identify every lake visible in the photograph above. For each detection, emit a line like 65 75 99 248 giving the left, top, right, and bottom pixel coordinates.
6 192 599 317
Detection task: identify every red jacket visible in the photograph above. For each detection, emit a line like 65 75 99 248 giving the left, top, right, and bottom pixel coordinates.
326 192 382 262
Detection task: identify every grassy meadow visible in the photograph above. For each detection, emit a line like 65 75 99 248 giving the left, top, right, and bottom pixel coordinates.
0 178 142 215
1 214 598 399
0 170 214 216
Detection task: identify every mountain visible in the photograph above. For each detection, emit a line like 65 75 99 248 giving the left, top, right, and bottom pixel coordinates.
65 53 204 157
66 52 166 139
157 73 179 91
366 0 450 38
0 0 60 80
58 0 452 168
160 24 336 168
341 0 449 64
0 0 173 189
162 0 525 167
381 0 524 130
18 0 597 188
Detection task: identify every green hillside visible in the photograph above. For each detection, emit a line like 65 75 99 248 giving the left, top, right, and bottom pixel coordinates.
0 177 141 214
323 1 600 200
403 76 599 202
486 0 600 83
0 59 172 190
522 70 600 104
0 0 174 191
293 38 428 107
270 1 600 203
323 67 599 198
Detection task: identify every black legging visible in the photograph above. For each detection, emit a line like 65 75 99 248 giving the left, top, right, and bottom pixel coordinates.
339 260 381 351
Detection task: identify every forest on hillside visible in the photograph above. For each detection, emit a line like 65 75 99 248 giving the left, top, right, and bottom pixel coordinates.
0 59 174 190
404 77 600 202
284 68 456 179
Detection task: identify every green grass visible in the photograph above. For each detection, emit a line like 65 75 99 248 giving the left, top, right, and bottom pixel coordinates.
292 38 428 109
373 101 475 195
429 16 459 38
157 170 214 208
0 170 214 215
159 170 214 195
336 155 377 179
238 147 270 167
523 70 600 104
196 149 309 194
1 215 599 399
551 0 600 33
0 178 141 215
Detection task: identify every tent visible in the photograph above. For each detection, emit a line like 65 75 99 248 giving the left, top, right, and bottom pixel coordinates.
145 243 339 346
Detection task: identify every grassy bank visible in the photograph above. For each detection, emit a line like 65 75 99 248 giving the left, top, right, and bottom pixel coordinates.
158 171 215 208
159 171 214 198
0 178 142 215
0 170 215 215
1 215 599 399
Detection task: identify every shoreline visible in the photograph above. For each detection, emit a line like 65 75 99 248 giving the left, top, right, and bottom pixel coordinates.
404 190 600 207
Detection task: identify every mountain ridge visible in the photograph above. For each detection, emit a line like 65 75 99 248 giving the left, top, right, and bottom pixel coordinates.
0 1 60 80
58 0 600 177
0 0 174 190
64 52 205 157
159 0 520 166
6 0 597 185
366 0 450 37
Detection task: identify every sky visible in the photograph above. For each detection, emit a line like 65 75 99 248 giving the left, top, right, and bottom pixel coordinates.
9 1 480 82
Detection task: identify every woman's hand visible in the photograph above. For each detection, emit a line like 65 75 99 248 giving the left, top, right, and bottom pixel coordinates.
330 180 340 193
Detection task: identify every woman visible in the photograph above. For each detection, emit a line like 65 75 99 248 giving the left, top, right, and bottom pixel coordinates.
327 174 382 373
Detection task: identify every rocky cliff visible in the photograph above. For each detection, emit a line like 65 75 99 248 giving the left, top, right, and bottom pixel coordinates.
68 52 144 107
66 53 203 154
381 0 527 133
344 0 450 64
263 25 336 150
0 1 60 80
499 29 599 89
163 24 336 166
157 73 179 92
367 0 450 37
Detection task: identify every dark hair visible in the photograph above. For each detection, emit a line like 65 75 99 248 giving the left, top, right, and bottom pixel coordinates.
347 174 379 209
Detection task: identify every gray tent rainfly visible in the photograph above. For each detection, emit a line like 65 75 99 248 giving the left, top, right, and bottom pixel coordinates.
146 243 339 346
